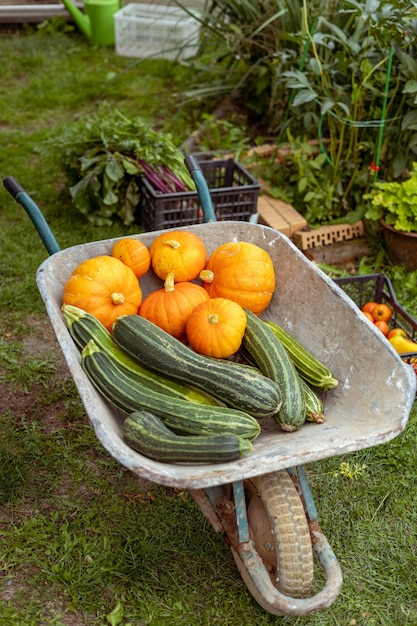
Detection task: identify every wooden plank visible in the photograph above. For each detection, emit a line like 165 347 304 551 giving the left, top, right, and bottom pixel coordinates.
264 197 307 235
257 196 291 235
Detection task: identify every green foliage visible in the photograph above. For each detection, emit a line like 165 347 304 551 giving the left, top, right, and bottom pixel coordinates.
38 107 196 225
197 113 252 158
247 133 373 224
364 162 417 231
187 0 417 224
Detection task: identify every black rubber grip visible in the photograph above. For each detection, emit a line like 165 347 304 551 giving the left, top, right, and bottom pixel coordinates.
184 155 201 174
3 176 25 199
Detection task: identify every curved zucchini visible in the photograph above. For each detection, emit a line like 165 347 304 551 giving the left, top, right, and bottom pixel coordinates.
242 310 306 432
264 320 338 391
62 304 220 406
301 378 326 424
81 340 261 440
112 315 282 419
124 411 252 463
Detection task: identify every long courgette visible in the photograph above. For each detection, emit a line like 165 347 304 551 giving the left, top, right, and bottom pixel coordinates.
62 304 219 406
301 378 326 424
112 315 282 419
242 310 306 432
81 340 261 440
124 411 252 463
264 320 338 391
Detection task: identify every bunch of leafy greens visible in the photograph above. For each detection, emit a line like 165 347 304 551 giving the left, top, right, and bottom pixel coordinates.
364 162 417 233
39 109 195 226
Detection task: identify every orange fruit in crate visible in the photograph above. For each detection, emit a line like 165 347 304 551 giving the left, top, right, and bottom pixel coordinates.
363 311 375 322
375 320 390 336
362 301 378 315
372 303 393 323
387 328 407 339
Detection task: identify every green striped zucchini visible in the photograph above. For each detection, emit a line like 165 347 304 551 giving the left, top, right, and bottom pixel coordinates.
81 340 261 440
112 315 282 419
301 378 326 424
124 410 252 463
242 310 306 432
264 320 338 391
62 304 219 406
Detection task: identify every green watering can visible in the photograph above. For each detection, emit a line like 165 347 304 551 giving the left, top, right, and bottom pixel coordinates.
61 0 120 46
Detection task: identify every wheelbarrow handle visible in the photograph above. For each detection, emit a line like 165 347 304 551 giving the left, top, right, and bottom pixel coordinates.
184 155 217 223
3 176 61 255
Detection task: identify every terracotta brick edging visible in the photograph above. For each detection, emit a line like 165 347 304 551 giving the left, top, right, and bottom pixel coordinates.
293 221 365 250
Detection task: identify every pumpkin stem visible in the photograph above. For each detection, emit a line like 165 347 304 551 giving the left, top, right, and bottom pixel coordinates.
200 269 214 284
162 239 181 250
208 313 219 325
164 272 176 292
111 292 126 305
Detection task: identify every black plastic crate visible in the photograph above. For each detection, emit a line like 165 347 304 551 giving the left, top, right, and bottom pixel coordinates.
333 274 417 388
138 157 260 231
334 273 417 385
333 273 417 340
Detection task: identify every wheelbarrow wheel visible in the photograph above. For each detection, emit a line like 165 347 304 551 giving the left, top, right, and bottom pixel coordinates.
243 469 314 599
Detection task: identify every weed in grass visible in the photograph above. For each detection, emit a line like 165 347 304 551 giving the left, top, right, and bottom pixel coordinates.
0 446 28 505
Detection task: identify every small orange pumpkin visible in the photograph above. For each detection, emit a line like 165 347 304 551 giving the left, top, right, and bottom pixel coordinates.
112 237 151 278
150 230 207 282
139 272 210 341
200 241 275 315
186 297 247 358
62 255 142 331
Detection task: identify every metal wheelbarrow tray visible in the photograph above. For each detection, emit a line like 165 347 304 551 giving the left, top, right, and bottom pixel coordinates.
36 220 416 490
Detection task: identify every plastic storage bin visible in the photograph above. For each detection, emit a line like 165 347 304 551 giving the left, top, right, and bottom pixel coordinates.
114 3 200 60
334 273 417 390
333 274 417 339
138 158 260 231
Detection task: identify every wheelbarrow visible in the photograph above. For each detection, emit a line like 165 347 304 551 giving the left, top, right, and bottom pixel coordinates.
3 165 416 617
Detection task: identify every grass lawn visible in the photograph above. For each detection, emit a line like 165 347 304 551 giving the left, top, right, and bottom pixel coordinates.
1 24 417 626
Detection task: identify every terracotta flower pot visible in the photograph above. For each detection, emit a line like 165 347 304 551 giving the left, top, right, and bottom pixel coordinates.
381 219 417 271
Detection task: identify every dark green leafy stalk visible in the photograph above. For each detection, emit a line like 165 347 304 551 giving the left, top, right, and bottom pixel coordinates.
37 107 195 225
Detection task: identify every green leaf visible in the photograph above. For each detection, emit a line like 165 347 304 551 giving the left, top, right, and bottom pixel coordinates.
402 110 417 131
403 80 417 95
105 158 125 183
292 89 318 107
106 600 124 626
122 158 141 175
298 176 308 193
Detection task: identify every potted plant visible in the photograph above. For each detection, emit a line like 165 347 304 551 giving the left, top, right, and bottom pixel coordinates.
364 163 417 270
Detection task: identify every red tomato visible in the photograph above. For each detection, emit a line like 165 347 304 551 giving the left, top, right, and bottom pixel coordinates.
363 311 375 322
372 303 393 323
362 301 378 315
375 320 390 336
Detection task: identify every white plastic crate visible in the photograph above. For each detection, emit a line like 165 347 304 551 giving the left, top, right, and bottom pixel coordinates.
114 3 200 60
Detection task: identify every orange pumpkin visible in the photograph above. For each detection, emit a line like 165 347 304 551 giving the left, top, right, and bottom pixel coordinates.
200 241 275 315
139 272 210 341
186 297 247 358
112 237 151 278
62 255 142 331
150 230 207 282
